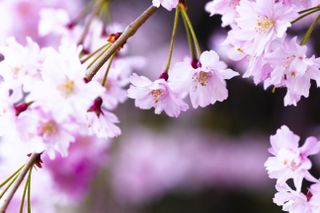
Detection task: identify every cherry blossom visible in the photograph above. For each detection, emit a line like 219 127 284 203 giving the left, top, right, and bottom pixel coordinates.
205 0 240 27
170 50 238 108
265 125 320 191
127 73 189 117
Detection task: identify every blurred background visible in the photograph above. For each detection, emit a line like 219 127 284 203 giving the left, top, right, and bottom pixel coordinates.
1 0 320 212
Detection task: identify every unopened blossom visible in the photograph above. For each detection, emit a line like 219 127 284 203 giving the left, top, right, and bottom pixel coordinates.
265 125 320 191
152 0 179 11
127 73 188 117
170 50 238 108
205 0 240 27
263 37 320 106
228 0 297 56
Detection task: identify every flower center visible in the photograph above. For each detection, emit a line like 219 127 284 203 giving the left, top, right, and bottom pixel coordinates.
256 16 274 33
194 71 212 87
283 159 300 171
60 80 75 96
38 120 57 137
151 89 164 103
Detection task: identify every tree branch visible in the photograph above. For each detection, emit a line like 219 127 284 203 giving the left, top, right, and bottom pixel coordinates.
86 5 158 81
0 153 40 213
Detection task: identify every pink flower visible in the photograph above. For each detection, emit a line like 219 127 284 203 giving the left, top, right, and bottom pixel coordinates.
205 0 240 27
264 125 320 191
228 0 297 56
263 37 320 106
28 43 104 120
0 37 41 93
170 50 238 108
86 97 121 139
152 0 179 11
273 183 311 213
127 73 188 117
18 107 76 159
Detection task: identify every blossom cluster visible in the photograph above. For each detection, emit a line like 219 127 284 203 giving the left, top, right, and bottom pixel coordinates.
265 126 320 212
206 0 320 106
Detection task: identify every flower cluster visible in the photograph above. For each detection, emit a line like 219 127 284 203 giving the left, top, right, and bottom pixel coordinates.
206 0 320 106
265 125 320 212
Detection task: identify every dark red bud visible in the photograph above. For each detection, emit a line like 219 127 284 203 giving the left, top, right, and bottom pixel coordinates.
159 72 169 81
87 97 104 117
14 103 30 116
191 58 201 69
66 21 76 30
307 191 313 202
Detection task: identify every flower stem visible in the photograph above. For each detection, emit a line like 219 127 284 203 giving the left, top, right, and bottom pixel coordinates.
180 5 201 58
300 15 320 45
291 8 320 24
0 165 24 189
78 1 102 45
27 168 32 213
19 168 32 213
164 7 180 73
181 8 196 60
86 5 158 81
298 5 320 14
86 44 111 69
101 53 116 86
0 153 40 213
81 43 111 64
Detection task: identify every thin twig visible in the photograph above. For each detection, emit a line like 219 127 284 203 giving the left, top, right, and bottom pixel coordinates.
0 153 40 213
86 5 158 81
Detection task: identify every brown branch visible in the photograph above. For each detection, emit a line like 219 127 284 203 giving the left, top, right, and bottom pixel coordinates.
86 5 158 81
0 153 40 213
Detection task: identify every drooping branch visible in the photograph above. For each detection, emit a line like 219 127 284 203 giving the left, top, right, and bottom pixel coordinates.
86 5 158 81
0 153 40 213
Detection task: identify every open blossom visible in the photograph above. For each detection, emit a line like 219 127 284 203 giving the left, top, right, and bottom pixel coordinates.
28 43 104 120
127 73 188 117
86 97 121 139
17 107 76 159
205 0 240 27
263 37 320 106
152 0 179 11
264 125 320 191
0 37 40 93
227 0 297 56
170 50 238 108
273 183 311 213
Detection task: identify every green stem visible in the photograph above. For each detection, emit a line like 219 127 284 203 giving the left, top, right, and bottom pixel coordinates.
181 9 196 60
87 44 111 69
27 168 32 213
180 5 201 58
299 5 320 14
0 174 19 200
300 15 320 45
19 169 32 213
101 53 116 86
291 8 320 24
164 7 180 73
81 43 111 64
0 165 24 189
